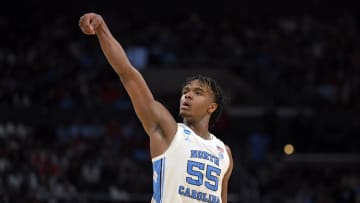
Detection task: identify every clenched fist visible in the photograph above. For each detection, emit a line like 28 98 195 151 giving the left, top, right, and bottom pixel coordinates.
79 13 104 35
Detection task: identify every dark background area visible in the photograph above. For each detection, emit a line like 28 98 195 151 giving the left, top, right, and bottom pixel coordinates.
1 0 360 202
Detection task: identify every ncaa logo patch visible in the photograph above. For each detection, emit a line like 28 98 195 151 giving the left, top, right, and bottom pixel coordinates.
183 129 191 142
184 129 191 135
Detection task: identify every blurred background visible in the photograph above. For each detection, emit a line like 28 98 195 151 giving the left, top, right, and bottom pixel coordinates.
1 0 360 202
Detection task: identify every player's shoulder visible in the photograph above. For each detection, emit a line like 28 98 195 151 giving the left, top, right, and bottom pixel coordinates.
224 144 232 155
210 133 225 144
177 123 185 128
176 123 187 132
175 123 193 138
211 134 232 154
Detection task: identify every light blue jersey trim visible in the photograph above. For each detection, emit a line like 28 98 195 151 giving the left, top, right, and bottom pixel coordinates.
152 157 166 203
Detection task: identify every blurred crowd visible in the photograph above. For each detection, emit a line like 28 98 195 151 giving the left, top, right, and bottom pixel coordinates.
1 117 359 203
1 9 360 108
0 118 152 202
1 2 360 202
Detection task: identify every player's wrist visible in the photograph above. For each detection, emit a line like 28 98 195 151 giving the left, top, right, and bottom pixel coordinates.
94 20 106 35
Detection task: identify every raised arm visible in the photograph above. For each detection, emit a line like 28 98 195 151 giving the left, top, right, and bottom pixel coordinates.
79 13 177 154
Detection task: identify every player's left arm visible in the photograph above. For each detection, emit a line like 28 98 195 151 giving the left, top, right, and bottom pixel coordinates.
221 145 234 203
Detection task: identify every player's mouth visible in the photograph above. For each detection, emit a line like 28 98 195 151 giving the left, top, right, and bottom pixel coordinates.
180 101 191 110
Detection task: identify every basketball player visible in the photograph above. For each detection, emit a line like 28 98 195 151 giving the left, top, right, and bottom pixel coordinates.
79 13 233 203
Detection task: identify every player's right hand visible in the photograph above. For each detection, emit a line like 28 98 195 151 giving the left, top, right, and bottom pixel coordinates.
79 13 103 35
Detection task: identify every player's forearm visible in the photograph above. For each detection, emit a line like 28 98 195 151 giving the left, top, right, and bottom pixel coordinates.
94 20 160 128
95 22 133 76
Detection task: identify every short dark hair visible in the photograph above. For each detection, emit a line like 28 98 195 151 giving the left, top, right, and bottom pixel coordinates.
183 75 224 127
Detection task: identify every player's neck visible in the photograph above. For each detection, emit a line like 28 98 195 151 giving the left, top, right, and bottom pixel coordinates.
184 120 211 140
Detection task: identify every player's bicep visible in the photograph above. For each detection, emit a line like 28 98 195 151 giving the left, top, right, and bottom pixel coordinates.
120 71 176 136
119 69 159 122
148 102 177 141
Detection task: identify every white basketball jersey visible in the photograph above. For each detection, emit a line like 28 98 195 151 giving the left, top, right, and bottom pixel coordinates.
151 123 230 203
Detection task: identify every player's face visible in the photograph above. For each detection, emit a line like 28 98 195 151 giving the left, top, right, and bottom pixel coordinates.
179 80 217 122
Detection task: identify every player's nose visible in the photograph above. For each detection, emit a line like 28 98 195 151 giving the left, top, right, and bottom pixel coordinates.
184 93 192 99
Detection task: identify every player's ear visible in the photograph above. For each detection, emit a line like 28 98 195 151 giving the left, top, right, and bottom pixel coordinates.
208 103 218 113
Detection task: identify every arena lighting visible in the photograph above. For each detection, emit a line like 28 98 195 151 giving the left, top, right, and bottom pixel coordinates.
284 144 295 155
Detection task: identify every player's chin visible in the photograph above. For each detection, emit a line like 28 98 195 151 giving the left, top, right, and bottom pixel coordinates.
179 110 190 118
